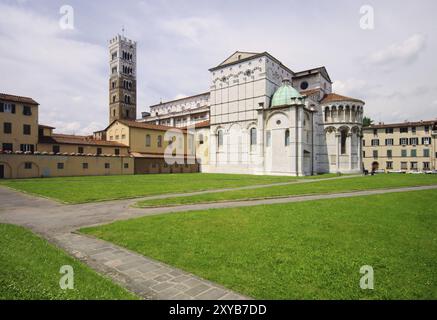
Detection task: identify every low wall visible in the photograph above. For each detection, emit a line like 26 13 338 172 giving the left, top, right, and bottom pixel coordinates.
0 153 134 179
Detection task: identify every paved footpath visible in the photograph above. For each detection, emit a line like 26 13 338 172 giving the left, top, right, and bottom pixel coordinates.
1 181 437 299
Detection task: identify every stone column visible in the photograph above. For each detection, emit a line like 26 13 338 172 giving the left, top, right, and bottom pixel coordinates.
336 132 341 172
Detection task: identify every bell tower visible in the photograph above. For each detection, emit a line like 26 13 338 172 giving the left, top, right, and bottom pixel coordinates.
108 34 137 123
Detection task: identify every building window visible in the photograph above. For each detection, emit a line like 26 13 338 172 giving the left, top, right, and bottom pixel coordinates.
114 148 120 155
78 147 84 154
250 128 257 146
266 131 271 147
217 130 224 148
385 128 394 134
20 144 34 152
157 135 162 147
422 137 431 145
97 148 102 155
0 103 15 113
387 150 392 158
82 163 88 169
24 162 32 169
23 124 31 135
400 127 408 133
385 139 394 146
124 163 129 169
2 143 13 151
371 139 379 146
401 149 407 157
411 162 418 170
3 122 11 134
409 138 418 145
424 149 430 157
423 162 430 170
57 163 64 170
105 163 110 169
411 126 416 134
362 140 365 147
411 149 417 157
373 129 378 136
23 106 32 116
386 161 393 170
425 126 430 133
198 134 204 145
400 138 408 145
53 145 60 154
373 150 378 159
401 162 408 170
363 151 366 158
285 129 290 146
145 134 151 147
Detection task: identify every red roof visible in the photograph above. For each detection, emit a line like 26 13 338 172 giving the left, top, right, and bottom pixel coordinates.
0 93 39 105
39 134 128 147
321 93 364 104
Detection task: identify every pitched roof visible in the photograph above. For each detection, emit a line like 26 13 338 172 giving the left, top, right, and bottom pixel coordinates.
39 134 128 147
321 93 365 105
294 67 332 83
39 124 55 129
0 93 39 105
363 120 436 130
209 51 294 74
300 88 321 96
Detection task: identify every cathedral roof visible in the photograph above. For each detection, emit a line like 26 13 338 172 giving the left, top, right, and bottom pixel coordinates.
271 79 304 107
321 93 364 105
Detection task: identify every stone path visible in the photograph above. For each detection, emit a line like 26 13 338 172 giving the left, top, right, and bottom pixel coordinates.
1 180 437 300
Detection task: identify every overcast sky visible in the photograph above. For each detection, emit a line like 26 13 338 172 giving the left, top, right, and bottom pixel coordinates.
1 0 436 134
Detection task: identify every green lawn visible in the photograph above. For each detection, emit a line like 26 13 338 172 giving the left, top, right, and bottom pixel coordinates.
83 189 437 299
137 174 437 207
0 173 326 204
0 224 137 300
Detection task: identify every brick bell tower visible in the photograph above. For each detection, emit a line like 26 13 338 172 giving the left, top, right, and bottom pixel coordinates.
108 34 137 123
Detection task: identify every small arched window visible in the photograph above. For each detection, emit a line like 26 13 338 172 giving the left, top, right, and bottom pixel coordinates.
341 130 347 155
250 128 257 146
285 129 290 146
217 130 224 147
198 133 204 145
145 134 151 147
157 135 162 147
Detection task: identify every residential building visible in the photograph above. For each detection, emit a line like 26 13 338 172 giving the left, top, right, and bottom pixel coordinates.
363 120 437 172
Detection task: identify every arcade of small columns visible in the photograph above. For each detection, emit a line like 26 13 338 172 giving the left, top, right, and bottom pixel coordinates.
323 102 364 172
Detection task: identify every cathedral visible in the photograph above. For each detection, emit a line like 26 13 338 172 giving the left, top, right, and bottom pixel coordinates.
109 35 365 176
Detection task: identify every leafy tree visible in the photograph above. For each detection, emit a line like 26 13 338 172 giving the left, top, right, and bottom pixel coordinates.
363 116 374 127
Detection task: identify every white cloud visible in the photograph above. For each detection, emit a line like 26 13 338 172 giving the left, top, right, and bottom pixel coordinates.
368 34 426 67
0 3 107 135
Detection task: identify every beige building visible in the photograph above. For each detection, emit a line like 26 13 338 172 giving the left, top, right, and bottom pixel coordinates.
0 93 39 153
0 93 133 179
363 120 437 173
105 119 199 174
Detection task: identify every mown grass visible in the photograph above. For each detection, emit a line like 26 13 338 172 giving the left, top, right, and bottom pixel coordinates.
136 174 437 207
0 173 334 204
0 224 137 300
83 189 437 300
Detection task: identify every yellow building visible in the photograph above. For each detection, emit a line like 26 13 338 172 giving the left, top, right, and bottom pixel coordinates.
363 120 437 173
1 93 133 179
0 93 39 153
104 119 199 174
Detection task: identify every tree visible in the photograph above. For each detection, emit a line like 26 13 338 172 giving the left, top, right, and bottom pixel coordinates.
363 116 374 127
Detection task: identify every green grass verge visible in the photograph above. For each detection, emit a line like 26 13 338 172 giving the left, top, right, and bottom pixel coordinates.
0 173 332 204
136 174 437 207
0 224 137 300
83 189 437 299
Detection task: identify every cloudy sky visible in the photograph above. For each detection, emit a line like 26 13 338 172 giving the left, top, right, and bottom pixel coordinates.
1 0 436 134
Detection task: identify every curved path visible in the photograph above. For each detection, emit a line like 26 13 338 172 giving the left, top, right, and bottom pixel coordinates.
1 182 437 300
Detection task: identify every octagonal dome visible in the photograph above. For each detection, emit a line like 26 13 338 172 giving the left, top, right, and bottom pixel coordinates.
271 79 304 107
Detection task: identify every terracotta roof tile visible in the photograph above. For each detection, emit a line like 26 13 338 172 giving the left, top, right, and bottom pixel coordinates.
363 120 436 130
0 93 39 105
321 93 364 104
39 134 128 147
118 119 187 132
